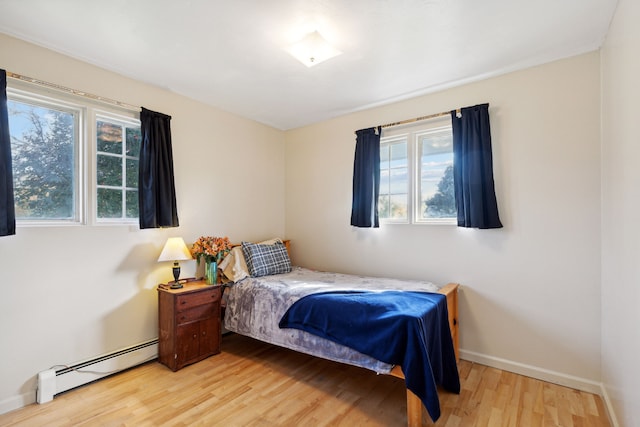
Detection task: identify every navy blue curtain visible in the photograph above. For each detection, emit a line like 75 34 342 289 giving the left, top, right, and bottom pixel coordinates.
351 127 381 228
0 69 16 237
138 107 179 229
450 104 502 229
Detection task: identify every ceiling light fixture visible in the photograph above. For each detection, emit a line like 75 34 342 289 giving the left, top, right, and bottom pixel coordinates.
286 31 342 67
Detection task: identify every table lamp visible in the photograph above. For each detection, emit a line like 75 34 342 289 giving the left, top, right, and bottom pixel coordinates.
158 237 193 289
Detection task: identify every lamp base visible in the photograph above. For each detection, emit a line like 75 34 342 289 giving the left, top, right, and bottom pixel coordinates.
170 263 182 288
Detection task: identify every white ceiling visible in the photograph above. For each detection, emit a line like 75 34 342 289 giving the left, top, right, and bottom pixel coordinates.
0 0 618 130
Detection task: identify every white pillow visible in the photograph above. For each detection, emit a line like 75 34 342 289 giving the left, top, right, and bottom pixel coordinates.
219 246 248 283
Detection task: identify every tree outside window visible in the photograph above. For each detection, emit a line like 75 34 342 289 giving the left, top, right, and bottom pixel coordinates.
7 87 140 225
96 118 140 221
8 99 78 221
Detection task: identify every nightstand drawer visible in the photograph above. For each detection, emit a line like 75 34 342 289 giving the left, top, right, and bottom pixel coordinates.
177 304 214 325
176 287 220 311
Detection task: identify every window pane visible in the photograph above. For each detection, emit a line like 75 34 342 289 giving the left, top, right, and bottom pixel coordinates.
378 194 390 219
380 144 390 171
390 168 407 194
380 143 389 161
97 188 122 218
125 190 139 218
8 100 77 220
379 139 408 221
96 117 140 221
418 130 455 219
97 121 122 154
420 131 452 156
388 194 407 219
380 168 390 185
97 154 122 186
126 127 141 156
126 158 138 188
390 142 407 164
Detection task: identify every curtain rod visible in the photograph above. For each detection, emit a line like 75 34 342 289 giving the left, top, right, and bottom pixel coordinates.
380 108 461 129
6 71 140 112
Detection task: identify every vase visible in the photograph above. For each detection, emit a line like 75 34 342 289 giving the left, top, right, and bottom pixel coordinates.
205 259 218 285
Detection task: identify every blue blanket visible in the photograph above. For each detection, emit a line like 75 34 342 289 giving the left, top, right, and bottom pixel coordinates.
278 290 460 422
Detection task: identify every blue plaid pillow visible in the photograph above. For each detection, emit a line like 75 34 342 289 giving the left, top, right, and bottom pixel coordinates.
242 241 292 277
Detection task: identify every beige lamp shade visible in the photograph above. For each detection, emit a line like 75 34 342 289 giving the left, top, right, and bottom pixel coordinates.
157 237 193 263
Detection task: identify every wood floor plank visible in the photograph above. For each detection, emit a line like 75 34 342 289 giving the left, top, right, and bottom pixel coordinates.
0 334 611 426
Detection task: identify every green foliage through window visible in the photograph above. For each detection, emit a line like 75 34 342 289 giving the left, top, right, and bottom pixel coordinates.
96 119 140 221
424 165 456 218
8 99 77 220
7 86 141 225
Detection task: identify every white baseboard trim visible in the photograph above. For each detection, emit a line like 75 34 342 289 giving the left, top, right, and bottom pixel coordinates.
1 339 158 416
599 383 620 427
460 349 602 395
0 390 36 416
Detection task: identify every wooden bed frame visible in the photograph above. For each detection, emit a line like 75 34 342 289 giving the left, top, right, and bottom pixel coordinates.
235 240 460 426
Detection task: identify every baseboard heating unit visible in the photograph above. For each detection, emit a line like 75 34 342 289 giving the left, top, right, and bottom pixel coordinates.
37 339 158 404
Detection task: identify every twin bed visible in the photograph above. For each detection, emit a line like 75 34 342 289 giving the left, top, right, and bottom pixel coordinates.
219 239 460 426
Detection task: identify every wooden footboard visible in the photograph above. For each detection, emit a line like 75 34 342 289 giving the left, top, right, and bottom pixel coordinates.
439 282 460 362
389 282 459 426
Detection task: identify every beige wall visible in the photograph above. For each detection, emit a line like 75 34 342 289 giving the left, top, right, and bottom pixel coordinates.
3 26 628 421
286 52 602 391
0 33 286 412
601 0 640 425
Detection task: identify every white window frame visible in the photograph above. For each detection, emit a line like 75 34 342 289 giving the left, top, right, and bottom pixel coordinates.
379 116 456 225
7 81 140 227
93 111 140 225
7 87 85 226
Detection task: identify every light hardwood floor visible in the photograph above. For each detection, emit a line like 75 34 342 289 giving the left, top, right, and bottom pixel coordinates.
0 334 611 426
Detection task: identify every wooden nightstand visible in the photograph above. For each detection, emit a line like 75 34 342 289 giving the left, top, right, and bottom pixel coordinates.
157 281 222 371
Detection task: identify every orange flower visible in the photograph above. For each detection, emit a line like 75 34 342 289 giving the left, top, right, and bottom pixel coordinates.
191 236 232 263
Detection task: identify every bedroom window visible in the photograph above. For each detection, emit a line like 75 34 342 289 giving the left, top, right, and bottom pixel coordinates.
379 116 455 224
7 84 140 226
7 91 82 224
96 115 140 222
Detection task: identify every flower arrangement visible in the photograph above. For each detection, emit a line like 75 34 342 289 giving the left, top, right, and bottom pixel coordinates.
191 235 232 265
